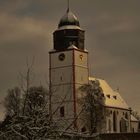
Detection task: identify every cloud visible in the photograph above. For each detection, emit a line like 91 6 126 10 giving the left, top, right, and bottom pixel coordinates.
0 11 55 118
0 12 54 97
0 0 140 119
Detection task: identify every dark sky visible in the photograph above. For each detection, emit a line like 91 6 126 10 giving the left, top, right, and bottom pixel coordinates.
0 0 140 119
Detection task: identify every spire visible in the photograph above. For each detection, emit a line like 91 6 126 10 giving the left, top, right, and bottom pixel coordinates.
54 0 85 51
67 0 70 13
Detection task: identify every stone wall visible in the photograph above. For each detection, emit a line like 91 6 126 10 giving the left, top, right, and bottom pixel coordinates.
56 133 140 140
100 133 140 140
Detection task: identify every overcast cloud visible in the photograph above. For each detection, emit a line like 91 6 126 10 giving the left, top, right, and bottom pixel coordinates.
0 0 140 120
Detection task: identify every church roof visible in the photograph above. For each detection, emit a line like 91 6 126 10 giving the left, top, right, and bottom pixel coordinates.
89 77 130 110
58 10 80 28
131 115 139 122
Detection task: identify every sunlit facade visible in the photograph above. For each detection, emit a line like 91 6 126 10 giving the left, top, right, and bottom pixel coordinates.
49 8 139 133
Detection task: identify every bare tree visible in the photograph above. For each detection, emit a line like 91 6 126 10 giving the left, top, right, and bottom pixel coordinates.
4 87 21 117
131 110 140 120
24 86 48 117
0 59 58 139
18 57 35 115
0 86 56 140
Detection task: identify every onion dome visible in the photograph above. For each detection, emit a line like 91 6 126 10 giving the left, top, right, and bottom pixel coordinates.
53 8 85 51
58 10 80 28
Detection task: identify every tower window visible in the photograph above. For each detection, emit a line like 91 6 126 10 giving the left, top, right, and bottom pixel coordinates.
60 106 65 117
60 76 63 81
81 126 86 132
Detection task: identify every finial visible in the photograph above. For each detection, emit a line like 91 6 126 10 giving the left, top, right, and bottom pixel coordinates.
67 0 70 12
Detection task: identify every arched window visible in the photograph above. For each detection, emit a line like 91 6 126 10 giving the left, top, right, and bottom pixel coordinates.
125 112 128 119
120 118 128 133
60 106 65 117
120 119 122 133
108 119 111 132
60 76 63 81
113 111 117 132
138 122 140 129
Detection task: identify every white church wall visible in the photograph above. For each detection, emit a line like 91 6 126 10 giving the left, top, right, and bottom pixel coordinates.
75 67 89 84
106 107 131 133
131 121 139 133
49 48 89 131
74 50 88 67
51 67 73 86
75 83 96 133
51 84 73 103
50 50 73 68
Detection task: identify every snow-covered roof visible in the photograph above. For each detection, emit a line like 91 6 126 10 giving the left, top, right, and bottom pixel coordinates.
58 10 80 28
68 44 78 49
131 115 139 122
89 77 129 110
57 25 82 31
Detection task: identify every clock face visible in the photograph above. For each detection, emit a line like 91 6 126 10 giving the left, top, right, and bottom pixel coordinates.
79 54 83 61
58 53 65 61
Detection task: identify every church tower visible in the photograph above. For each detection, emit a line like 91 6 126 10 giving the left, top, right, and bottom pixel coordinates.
49 7 89 131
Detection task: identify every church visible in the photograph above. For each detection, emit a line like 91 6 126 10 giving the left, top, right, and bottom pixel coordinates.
49 7 139 134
